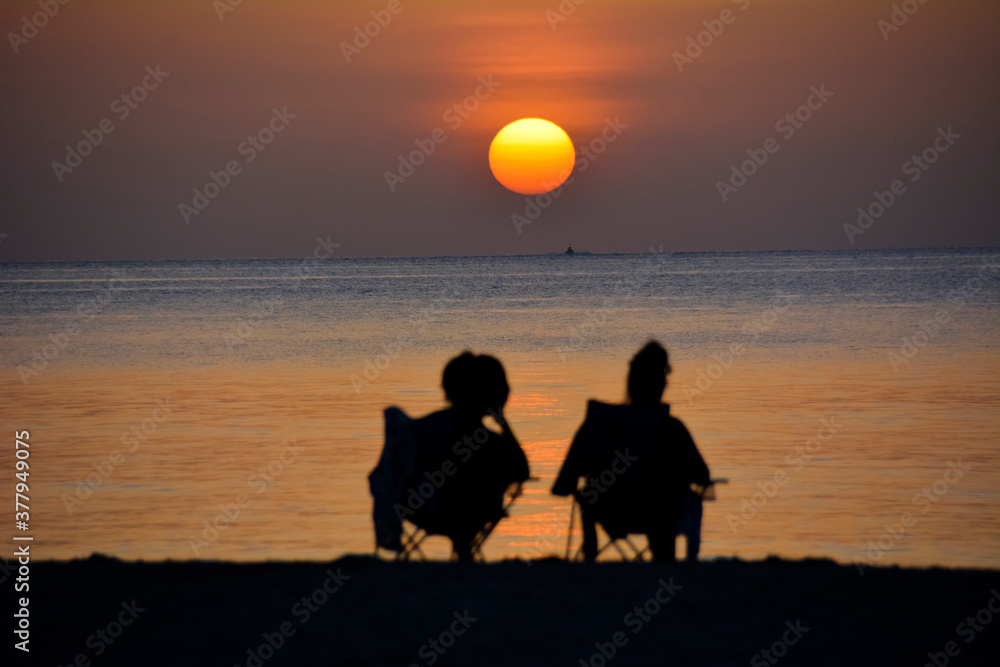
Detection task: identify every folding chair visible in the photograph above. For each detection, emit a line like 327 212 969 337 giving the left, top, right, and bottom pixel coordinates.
392 481 524 562
551 399 723 562
369 406 525 562
564 479 726 562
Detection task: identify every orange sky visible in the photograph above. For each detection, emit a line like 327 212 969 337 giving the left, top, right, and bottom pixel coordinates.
1 0 997 259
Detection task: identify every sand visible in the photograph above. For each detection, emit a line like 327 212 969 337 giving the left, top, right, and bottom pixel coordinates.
24 555 1000 666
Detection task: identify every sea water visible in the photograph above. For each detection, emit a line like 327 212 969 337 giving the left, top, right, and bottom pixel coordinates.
1 248 997 568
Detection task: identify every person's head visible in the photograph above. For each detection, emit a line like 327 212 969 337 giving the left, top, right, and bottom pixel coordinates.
626 340 671 406
474 354 510 414
442 351 510 416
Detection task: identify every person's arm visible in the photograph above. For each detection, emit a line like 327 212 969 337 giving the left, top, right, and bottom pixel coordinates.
505 431 530 484
673 419 710 486
494 408 530 483
551 420 592 496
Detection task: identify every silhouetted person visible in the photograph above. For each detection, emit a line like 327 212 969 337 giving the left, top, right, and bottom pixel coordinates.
403 352 530 560
552 341 710 561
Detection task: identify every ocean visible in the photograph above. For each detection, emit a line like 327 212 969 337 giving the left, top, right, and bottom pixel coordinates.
1 247 998 568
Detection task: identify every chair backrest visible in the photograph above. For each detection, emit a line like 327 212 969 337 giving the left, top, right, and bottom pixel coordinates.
585 400 673 452
575 400 680 536
368 407 417 551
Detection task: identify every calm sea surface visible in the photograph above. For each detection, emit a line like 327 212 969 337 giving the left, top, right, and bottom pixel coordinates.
1 248 998 568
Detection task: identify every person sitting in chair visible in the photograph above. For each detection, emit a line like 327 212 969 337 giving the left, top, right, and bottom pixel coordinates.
551 341 710 562
377 351 530 560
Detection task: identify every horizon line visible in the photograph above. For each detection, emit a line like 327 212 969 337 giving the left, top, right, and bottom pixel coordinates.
2 243 999 265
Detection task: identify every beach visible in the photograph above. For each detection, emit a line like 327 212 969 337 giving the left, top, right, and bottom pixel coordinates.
26 555 1000 666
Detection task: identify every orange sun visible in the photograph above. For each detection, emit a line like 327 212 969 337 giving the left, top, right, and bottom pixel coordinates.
488 118 576 195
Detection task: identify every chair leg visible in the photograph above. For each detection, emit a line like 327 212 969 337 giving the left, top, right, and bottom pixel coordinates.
678 490 703 562
581 508 599 562
566 500 592 562
450 528 477 561
647 532 676 562
565 499 577 560
686 532 700 562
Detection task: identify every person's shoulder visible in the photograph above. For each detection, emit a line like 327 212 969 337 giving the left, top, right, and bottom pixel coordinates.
663 409 693 435
415 408 455 424
413 408 460 437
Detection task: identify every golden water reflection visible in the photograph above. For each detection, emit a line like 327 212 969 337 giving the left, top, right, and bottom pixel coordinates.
3 342 997 569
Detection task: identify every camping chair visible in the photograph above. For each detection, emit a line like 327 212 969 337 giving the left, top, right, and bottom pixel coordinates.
369 406 524 562
393 481 524 562
552 400 722 562
564 479 727 562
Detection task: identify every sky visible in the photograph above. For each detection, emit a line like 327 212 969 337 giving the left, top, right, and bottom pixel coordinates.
1 0 998 261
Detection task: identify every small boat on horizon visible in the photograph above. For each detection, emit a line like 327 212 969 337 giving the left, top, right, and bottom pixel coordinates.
565 245 575 255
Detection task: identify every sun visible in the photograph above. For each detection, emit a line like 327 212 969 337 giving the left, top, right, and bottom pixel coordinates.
489 118 576 195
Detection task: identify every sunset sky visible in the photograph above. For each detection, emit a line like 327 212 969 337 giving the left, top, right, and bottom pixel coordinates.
2 0 997 260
